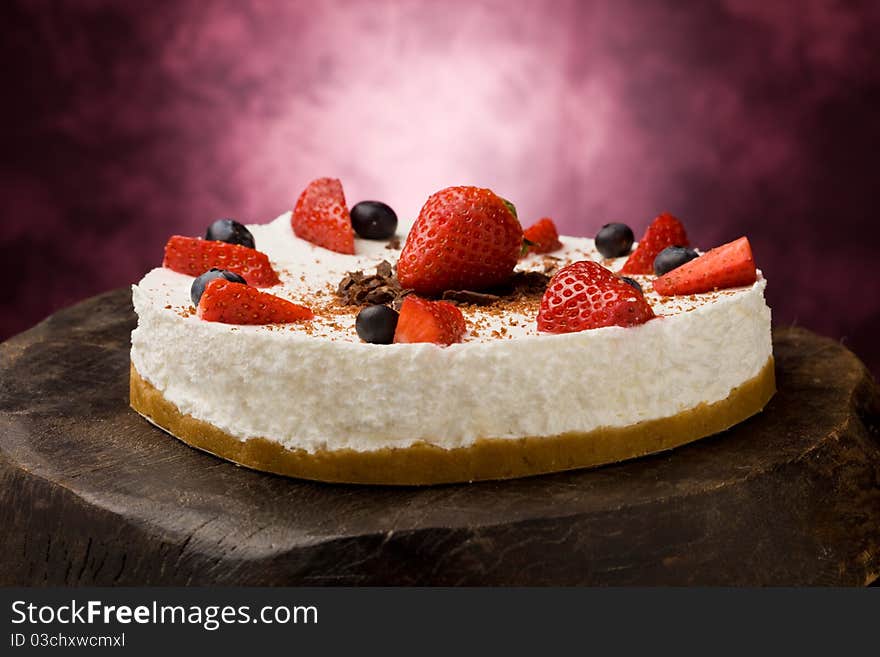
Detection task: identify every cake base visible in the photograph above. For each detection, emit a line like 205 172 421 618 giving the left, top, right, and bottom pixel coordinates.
129 357 776 485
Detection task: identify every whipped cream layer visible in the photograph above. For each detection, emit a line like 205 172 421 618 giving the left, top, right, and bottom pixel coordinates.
131 213 772 453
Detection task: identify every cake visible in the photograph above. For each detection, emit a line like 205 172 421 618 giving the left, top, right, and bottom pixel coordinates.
130 181 775 485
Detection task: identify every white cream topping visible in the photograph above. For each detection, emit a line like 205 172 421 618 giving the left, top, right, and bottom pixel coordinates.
131 213 772 453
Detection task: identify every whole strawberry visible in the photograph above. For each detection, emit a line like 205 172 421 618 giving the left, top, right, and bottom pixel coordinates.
397 186 522 295
292 178 355 254
620 212 689 275
537 261 655 333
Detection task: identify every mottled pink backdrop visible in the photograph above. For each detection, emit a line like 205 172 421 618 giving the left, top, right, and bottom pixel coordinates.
2 0 879 374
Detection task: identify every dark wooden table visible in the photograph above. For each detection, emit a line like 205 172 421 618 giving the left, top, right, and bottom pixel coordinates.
1 289 878 585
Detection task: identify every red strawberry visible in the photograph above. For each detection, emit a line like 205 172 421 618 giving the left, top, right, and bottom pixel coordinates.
291 177 355 254
537 261 655 333
197 279 313 324
163 236 280 287
653 236 756 296
522 217 562 255
393 296 467 345
620 212 689 275
397 186 523 295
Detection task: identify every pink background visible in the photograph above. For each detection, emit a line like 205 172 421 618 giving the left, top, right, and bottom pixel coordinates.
2 0 879 375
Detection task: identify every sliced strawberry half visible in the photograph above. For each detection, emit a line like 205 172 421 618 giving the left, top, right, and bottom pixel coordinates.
653 236 757 296
393 296 467 346
537 261 655 333
197 279 313 324
522 217 563 255
163 236 280 287
620 212 689 275
292 177 355 254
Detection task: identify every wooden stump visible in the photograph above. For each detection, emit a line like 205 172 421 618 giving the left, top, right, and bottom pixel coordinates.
1 288 878 585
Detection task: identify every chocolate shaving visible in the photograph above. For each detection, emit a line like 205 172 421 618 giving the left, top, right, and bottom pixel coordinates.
514 270 552 294
336 260 550 310
385 237 401 250
336 260 412 307
486 271 551 298
442 290 502 305
441 271 550 306
376 260 393 278
390 290 413 311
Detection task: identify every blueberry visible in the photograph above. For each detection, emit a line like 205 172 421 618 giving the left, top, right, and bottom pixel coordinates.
653 245 699 276
355 305 399 344
350 201 398 240
595 223 634 258
620 276 643 293
205 218 255 249
190 268 247 306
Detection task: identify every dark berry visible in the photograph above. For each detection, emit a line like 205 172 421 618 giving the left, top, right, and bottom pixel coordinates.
653 245 699 276
620 276 642 293
205 218 255 249
350 201 398 240
595 223 634 258
355 305 399 344
190 268 247 306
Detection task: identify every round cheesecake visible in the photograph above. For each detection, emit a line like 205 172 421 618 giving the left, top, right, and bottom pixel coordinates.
130 212 775 484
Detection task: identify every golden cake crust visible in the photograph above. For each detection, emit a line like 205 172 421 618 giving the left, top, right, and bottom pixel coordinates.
129 358 776 485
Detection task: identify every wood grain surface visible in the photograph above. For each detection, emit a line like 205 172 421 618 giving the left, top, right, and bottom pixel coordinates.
1 288 878 585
